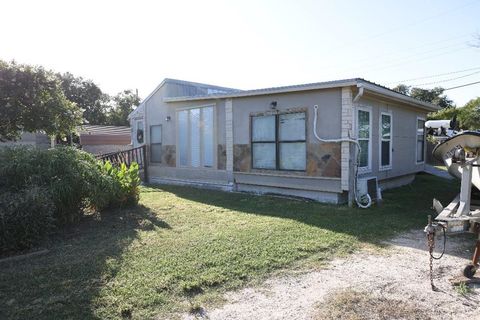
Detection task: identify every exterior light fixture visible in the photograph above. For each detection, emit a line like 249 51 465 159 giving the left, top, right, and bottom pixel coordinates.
165 116 171 121
270 101 277 109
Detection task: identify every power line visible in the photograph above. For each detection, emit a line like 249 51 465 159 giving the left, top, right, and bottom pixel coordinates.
444 80 480 91
406 70 480 86
384 66 480 85
322 0 479 55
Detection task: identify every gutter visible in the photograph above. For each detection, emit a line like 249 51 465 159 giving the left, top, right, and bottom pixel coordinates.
356 81 439 112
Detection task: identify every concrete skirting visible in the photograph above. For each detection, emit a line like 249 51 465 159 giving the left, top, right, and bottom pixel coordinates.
378 174 416 191
149 177 233 192
235 183 342 203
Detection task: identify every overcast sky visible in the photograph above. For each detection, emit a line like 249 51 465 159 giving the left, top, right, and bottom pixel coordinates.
1 0 479 105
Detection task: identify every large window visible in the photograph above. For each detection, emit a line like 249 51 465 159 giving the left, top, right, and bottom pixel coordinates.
251 112 306 171
150 125 162 163
178 106 214 168
416 118 426 163
356 108 371 171
380 112 392 169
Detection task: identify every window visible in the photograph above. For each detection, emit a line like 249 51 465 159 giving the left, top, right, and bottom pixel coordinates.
251 112 306 171
150 125 162 163
136 120 144 144
380 113 392 169
356 108 371 171
178 106 215 168
416 118 426 163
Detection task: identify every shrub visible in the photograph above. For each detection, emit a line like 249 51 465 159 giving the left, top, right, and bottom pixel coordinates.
0 146 101 224
0 186 55 254
0 147 141 225
90 161 141 210
0 146 141 253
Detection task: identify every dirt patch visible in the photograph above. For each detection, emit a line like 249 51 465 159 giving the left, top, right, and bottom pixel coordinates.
183 230 479 320
313 289 430 320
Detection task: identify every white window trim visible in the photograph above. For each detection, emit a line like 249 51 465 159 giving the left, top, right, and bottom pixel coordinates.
379 111 393 171
176 104 217 169
355 105 372 174
415 116 426 165
150 124 162 163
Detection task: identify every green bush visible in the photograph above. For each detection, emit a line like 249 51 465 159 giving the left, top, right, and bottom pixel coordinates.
0 147 141 226
0 146 141 254
0 146 102 224
89 161 141 210
0 186 55 254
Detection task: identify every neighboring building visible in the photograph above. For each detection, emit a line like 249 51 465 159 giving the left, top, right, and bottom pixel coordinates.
128 78 438 204
79 125 132 155
0 132 50 149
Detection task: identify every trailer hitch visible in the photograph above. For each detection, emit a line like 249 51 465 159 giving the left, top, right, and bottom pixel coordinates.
425 215 446 291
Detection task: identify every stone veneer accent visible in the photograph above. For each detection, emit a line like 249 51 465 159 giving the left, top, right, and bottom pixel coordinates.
161 145 176 167
217 144 227 170
233 144 251 172
233 143 340 177
306 143 341 177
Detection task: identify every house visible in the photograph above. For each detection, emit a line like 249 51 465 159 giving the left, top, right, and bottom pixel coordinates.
0 132 50 149
78 125 132 155
128 78 439 204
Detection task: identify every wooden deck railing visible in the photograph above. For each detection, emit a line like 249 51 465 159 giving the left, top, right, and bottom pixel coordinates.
96 145 148 181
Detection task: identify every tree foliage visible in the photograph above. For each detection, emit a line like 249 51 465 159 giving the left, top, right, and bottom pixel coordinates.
1 59 141 141
0 61 82 141
428 97 480 130
59 72 109 125
457 97 480 130
107 90 140 126
392 84 454 109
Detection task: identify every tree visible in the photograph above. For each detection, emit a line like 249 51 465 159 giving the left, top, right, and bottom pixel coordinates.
0 60 82 141
458 97 480 130
393 84 454 108
58 72 109 125
107 90 140 126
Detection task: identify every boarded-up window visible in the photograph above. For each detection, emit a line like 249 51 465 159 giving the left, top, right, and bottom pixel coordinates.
380 113 392 168
416 118 425 163
251 112 306 171
178 106 215 168
150 125 162 163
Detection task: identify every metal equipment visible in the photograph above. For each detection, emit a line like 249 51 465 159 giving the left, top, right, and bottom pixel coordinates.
425 131 480 287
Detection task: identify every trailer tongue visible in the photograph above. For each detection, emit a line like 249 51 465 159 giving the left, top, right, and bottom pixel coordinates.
425 131 480 287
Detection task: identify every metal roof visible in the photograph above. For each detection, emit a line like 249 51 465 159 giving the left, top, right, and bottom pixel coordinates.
78 125 131 136
162 78 439 112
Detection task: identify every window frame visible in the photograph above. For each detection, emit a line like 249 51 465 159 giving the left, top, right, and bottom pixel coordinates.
415 116 426 164
355 106 372 173
176 104 217 169
136 120 144 144
150 124 162 163
379 111 393 171
250 111 307 171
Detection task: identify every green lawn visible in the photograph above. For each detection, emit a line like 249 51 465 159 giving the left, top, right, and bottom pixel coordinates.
0 174 458 319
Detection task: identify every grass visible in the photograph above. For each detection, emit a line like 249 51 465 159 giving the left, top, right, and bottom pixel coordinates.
313 289 431 320
0 174 458 319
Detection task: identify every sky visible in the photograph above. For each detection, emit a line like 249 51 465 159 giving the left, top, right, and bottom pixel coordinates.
1 0 479 106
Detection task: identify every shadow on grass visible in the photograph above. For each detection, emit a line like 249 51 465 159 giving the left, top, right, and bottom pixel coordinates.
153 173 471 254
0 204 170 320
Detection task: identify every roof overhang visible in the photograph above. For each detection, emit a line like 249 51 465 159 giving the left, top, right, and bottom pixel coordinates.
357 82 439 112
163 78 439 112
163 79 359 103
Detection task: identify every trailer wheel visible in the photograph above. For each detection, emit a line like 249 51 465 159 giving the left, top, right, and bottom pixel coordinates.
463 264 477 279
